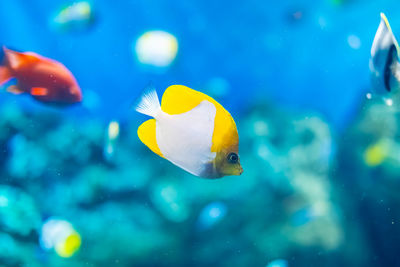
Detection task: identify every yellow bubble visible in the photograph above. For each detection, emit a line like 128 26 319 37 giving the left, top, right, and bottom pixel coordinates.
55 231 82 258
108 121 120 140
77 2 91 17
364 142 387 166
54 1 92 25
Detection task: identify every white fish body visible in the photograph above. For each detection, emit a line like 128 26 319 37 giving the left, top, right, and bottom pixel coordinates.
135 87 217 176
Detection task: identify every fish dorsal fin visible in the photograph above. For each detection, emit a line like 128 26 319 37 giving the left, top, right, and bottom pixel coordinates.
381 13 400 56
134 85 161 118
371 13 399 57
137 119 164 158
161 85 212 115
3 47 40 70
161 85 238 153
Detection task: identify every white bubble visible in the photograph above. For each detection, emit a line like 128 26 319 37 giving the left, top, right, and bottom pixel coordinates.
135 30 178 67
0 196 9 207
197 202 227 230
385 98 393 106
52 1 93 30
347 34 361 50
366 93 372 99
40 218 75 250
107 121 120 140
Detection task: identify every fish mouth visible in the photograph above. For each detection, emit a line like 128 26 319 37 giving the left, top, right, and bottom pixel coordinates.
237 166 244 175
74 93 83 102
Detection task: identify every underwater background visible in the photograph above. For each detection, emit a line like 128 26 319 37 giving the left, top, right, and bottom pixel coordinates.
0 0 400 266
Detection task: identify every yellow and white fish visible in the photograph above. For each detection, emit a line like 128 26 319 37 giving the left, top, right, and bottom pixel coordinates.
135 84 243 178
370 13 400 98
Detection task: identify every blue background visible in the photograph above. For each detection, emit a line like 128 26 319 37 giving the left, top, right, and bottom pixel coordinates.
1 0 399 128
1 1 400 266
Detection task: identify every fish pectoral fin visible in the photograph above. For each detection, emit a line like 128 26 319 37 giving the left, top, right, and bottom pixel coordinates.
137 119 164 158
6 85 24 94
0 66 13 85
30 87 49 96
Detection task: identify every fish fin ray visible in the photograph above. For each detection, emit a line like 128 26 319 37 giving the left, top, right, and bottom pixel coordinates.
134 85 161 117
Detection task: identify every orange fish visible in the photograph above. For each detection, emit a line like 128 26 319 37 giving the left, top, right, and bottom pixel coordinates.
0 46 82 105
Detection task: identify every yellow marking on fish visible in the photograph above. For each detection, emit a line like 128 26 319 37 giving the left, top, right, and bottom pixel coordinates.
160 85 238 153
138 118 164 158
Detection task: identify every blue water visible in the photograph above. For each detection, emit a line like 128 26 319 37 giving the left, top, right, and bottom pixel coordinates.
0 1 400 266
0 0 399 127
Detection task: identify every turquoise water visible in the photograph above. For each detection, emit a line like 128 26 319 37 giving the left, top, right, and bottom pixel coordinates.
0 0 399 266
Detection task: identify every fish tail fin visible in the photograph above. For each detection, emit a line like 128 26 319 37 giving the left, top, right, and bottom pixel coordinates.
0 65 13 85
134 84 162 118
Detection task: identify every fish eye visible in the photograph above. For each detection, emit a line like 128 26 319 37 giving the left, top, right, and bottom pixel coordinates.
227 153 239 164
